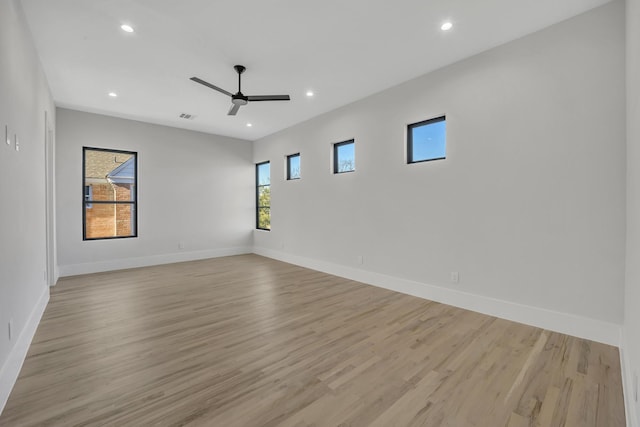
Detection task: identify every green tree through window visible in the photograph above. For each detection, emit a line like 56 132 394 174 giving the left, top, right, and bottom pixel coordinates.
256 161 270 230
257 186 270 229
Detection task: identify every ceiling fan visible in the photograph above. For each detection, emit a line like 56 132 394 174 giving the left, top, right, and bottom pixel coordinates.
190 65 290 116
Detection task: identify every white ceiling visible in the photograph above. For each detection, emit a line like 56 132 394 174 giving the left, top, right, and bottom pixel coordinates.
21 0 611 141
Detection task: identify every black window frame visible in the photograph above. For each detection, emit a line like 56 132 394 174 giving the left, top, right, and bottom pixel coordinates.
256 161 271 231
286 153 301 180
333 139 355 174
82 146 138 241
407 115 446 164
84 185 92 209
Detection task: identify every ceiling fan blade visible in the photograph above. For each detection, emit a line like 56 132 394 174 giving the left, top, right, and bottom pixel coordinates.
190 77 233 97
247 95 291 102
227 104 241 116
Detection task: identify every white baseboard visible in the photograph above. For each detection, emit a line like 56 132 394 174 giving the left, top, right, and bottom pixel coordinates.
0 285 49 415
621 328 639 427
253 247 622 347
59 246 252 277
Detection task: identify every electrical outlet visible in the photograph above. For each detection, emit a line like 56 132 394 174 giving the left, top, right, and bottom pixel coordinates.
5 125 9 145
356 255 363 265
8 319 13 341
15 135 19 152
178 241 184 249
634 371 638 402
450 272 459 283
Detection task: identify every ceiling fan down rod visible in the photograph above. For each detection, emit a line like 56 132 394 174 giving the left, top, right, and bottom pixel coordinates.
234 65 246 94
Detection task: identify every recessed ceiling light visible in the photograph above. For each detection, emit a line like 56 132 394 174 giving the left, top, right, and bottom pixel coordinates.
120 24 134 33
108 92 118 97
441 22 453 31
246 123 253 127
306 90 314 97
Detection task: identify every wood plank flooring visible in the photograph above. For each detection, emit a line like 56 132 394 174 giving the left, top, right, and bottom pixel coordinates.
0 255 625 426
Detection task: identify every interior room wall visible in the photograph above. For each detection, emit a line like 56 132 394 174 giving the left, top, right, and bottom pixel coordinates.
0 0 56 412
625 0 640 423
56 108 254 276
253 2 626 342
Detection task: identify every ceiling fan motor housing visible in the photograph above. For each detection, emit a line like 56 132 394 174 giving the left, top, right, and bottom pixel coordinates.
232 94 248 105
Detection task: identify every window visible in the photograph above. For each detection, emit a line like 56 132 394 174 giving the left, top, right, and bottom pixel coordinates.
256 161 271 230
83 147 137 240
333 140 355 173
407 116 446 163
287 153 300 180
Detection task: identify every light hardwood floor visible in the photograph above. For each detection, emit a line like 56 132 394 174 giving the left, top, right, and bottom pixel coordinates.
0 255 625 426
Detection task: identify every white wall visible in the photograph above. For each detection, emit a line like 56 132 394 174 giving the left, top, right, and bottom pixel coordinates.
56 109 254 275
254 3 626 339
0 0 55 412
625 0 640 423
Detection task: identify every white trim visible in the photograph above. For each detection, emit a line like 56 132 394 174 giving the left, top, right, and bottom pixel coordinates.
621 327 639 427
59 247 252 277
44 111 56 288
52 265 59 286
0 285 49 415
253 247 622 346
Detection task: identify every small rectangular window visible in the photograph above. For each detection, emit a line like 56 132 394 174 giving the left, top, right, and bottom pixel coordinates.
83 147 137 240
407 116 446 164
287 153 301 180
256 161 271 230
333 140 355 174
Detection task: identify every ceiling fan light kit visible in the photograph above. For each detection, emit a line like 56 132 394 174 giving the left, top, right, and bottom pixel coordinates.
191 65 290 116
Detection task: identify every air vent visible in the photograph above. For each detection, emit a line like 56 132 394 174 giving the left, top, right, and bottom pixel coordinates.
179 113 196 120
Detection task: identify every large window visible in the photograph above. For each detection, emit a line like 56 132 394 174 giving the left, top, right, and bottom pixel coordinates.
407 116 446 163
333 140 355 173
256 161 271 230
83 147 137 240
286 153 300 180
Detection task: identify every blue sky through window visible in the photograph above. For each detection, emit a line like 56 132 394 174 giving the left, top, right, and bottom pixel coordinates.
257 162 270 185
335 141 355 173
410 119 446 162
288 154 300 179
